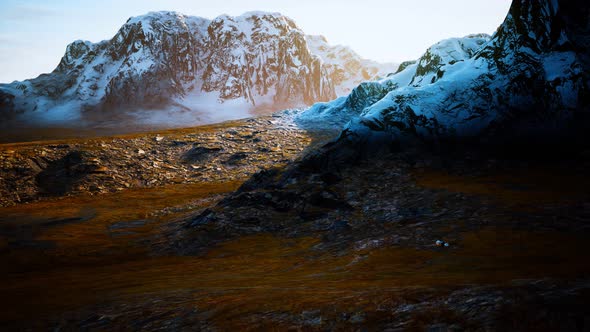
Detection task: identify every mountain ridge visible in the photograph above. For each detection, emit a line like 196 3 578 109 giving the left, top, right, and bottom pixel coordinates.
0 11 397 127
299 0 589 147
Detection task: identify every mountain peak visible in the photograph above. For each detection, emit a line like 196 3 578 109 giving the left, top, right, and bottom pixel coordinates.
0 11 394 127
302 0 589 148
239 10 285 17
127 10 187 22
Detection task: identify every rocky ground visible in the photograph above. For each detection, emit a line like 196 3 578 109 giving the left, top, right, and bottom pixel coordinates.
176 150 590 252
1 112 590 331
0 112 335 207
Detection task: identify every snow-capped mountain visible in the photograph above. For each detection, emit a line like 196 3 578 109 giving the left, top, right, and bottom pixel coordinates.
301 0 589 145
0 11 392 127
300 34 490 125
306 35 398 96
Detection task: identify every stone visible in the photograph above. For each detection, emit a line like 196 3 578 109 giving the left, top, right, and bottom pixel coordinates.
92 166 109 173
182 147 222 163
224 152 249 165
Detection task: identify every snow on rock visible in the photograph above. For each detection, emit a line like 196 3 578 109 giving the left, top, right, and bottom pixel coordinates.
303 0 590 145
0 11 393 127
306 35 398 96
298 34 489 126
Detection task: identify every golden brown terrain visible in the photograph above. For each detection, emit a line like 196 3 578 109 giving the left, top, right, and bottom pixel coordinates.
1 114 590 331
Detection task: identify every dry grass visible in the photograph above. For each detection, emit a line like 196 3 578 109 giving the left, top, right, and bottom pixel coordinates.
413 165 590 206
1 224 588 327
0 118 246 147
1 135 589 328
0 181 241 269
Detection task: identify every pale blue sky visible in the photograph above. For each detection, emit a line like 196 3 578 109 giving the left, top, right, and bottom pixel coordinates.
0 0 512 83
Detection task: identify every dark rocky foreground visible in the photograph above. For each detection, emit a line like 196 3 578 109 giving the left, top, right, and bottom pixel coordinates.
0 113 334 207
0 112 589 330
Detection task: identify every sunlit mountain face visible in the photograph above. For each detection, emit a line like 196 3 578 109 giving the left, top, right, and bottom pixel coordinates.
1 1 590 330
0 11 396 130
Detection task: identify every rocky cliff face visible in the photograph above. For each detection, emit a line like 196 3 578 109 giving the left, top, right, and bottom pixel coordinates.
0 11 392 126
1 12 211 123
302 0 589 146
299 34 490 125
306 35 397 96
199 13 334 106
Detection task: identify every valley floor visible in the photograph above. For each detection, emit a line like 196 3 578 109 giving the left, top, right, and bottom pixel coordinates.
1 113 589 331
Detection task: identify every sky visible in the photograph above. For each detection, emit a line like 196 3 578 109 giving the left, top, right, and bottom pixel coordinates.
0 0 512 83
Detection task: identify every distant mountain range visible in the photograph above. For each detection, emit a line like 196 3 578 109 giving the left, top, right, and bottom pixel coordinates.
0 11 397 127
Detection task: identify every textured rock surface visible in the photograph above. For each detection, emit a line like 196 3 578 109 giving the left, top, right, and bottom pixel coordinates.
0 111 336 207
0 11 395 127
306 35 397 96
301 0 590 145
299 34 490 125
